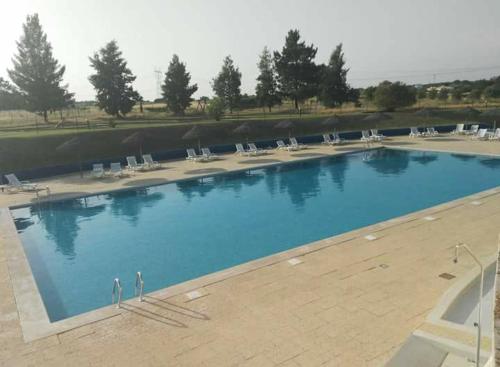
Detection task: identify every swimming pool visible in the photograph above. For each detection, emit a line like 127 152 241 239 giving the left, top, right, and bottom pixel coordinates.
10 148 500 321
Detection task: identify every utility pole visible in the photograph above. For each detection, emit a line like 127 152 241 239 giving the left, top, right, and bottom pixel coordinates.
154 68 162 100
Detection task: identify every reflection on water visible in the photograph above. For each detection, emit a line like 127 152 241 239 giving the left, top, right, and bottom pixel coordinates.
411 152 439 165
107 188 164 225
363 149 410 175
323 154 349 191
451 153 475 161
480 158 500 169
30 198 106 259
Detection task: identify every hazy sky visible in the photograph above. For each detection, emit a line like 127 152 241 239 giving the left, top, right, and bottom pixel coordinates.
1 0 499 101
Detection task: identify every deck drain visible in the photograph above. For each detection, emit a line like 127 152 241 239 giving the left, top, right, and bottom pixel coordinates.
438 273 456 280
470 201 483 206
288 258 303 266
186 290 203 300
379 264 389 269
423 216 436 221
364 234 377 241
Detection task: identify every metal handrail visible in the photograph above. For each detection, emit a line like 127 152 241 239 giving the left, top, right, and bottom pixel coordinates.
112 278 122 308
135 272 144 302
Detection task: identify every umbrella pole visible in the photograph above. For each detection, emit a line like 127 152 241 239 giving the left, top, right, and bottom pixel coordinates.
198 139 201 152
77 146 83 179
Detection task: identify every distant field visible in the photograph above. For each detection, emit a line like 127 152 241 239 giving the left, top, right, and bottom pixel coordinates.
1 98 498 139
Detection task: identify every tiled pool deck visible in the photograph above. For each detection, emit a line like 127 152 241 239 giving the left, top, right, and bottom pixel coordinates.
0 135 499 366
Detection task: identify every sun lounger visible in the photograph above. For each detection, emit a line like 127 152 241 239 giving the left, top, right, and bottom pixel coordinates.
126 156 147 171
370 129 385 141
4 173 39 192
91 163 105 178
332 132 344 144
488 128 500 141
201 147 219 160
322 134 335 145
187 148 209 162
142 154 161 169
409 127 423 138
425 127 438 136
451 123 465 135
235 143 253 156
472 128 488 140
290 137 307 149
466 124 479 135
361 130 372 142
276 140 298 151
109 162 126 177
247 143 267 155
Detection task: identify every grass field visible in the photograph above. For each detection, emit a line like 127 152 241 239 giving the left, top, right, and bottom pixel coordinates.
1 98 499 173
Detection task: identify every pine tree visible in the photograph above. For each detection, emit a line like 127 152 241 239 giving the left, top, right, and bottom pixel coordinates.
0 78 24 110
88 40 140 118
319 44 350 108
274 30 318 110
212 56 241 113
161 55 198 116
8 14 73 122
255 47 281 112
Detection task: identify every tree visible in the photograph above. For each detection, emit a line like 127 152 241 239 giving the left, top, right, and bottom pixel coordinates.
255 47 281 112
8 14 73 122
274 29 318 110
437 88 449 101
207 97 225 121
450 88 463 101
212 56 241 113
427 89 438 99
89 40 140 118
373 81 416 111
161 54 198 116
0 78 24 110
318 43 350 107
417 88 427 99
362 86 377 103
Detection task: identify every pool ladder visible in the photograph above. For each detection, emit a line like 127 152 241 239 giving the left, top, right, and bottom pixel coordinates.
135 272 144 302
111 272 144 308
112 278 122 308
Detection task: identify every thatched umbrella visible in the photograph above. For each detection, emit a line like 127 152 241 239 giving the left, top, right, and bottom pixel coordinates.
456 107 481 118
414 108 438 118
274 120 295 138
233 122 253 143
362 112 392 123
322 116 341 132
182 125 206 151
122 131 150 157
57 136 85 178
481 108 500 129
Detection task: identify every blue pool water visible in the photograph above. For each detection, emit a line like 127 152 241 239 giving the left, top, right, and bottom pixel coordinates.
11 148 500 321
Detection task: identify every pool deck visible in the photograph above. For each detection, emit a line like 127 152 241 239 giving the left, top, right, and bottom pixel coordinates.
0 134 499 366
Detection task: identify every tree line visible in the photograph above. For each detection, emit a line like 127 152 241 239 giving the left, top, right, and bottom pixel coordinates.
0 14 498 122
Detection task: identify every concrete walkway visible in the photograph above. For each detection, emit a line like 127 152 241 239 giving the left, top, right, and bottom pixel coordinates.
0 134 499 366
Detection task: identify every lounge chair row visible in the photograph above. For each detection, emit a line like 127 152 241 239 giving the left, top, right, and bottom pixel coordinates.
91 154 161 178
186 148 219 162
408 127 439 138
361 129 385 142
451 124 500 140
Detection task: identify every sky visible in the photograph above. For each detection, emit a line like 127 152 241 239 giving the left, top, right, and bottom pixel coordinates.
1 0 499 101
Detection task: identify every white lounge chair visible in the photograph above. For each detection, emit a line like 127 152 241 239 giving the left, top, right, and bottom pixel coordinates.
142 154 161 169
322 134 334 145
126 156 147 171
187 148 209 162
235 143 252 156
91 163 105 178
451 123 465 135
489 128 500 141
370 129 385 141
332 132 344 144
276 140 297 151
472 128 488 140
4 174 39 192
201 147 219 160
466 124 479 135
109 163 126 177
361 130 372 142
409 127 423 138
248 143 266 155
425 127 438 136
290 137 307 149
